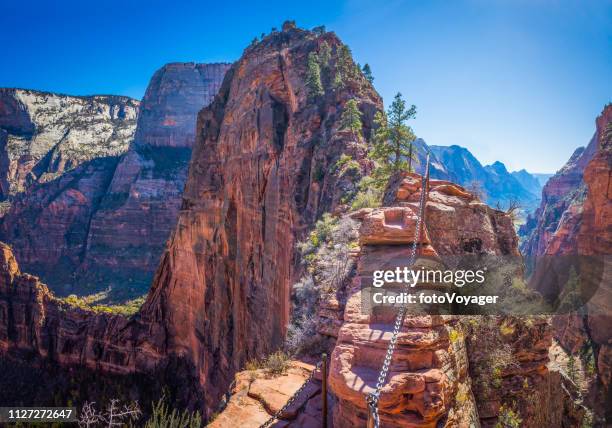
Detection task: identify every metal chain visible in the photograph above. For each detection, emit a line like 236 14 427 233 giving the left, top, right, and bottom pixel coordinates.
259 359 324 428
366 154 431 428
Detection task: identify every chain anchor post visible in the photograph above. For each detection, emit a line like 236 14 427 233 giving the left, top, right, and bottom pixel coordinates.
322 353 328 428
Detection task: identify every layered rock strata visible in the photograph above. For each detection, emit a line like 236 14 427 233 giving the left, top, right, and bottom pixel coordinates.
523 105 611 423
0 63 229 297
329 177 514 427
142 24 382 414
0 23 382 418
329 175 582 427
0 88 138 198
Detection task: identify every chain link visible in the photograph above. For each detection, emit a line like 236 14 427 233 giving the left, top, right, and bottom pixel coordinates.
259 359 324 428
366 154 431 428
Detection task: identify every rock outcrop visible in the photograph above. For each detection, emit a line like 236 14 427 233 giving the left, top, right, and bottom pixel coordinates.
518 107 605 257
0 23 382 417
0 241 164 372
0 88 138 198
329 177 515 427
208 361 323 428
0 63 229 298
523 104 612 424
143 24 382 414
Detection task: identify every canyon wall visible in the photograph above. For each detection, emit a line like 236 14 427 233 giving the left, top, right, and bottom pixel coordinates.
142 23 382 413
0 88 138 198
574 106 612 414
0 63 229 298
519 108 604 257
524 104 612 423
0 23 382 417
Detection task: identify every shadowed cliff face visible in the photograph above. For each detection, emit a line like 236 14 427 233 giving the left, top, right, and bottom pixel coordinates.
526 105 612 422
0 64 229 299
142 25 382 412
575 105 612 410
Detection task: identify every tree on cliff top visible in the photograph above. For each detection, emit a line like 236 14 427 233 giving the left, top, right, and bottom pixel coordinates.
306 52 324 98
370 92 418 185
340 99 363 141
362 63 374 83
334 45 357 89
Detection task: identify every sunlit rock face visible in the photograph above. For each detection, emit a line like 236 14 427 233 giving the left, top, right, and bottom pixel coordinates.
0 88 138 198
524 104 612 422
143 24 382 415
0 23 382 417
75 62 231 297
0 63 229 298
329 178 511 428
330 176 584 427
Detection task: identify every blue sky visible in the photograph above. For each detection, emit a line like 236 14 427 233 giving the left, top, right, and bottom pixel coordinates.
1 0 610 173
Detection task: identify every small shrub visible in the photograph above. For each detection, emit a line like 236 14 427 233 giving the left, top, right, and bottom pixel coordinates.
449 328 461 344
264 351 290 375
307 213 337 250
495 404 522 428
245 359 262 371
499 320 515 336
455 384 469 404
492 366 503 388
334 154 360 176
581 409 594 428
351 187 382 209
143 396 201 428
580 341 597 378
567 354 578 383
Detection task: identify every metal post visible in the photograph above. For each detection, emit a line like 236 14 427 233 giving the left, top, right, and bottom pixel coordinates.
418 153 430 257
367 408 375 428
322 353 328 428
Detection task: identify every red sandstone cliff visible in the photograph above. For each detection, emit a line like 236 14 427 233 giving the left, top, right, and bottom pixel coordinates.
575 105 612 406
0 64 229 298
0 23 382 417
519 107 607 257
142 23 382 414
526 104 612 424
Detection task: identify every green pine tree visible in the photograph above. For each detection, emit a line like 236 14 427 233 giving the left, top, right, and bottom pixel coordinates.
370 92 417 186
334 44 355 89
362 63 374 83
306 52 324 98
318 41 331 68
340 99 362 141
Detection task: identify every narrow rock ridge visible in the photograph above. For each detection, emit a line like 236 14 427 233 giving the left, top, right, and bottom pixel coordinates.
0 24 382 417
142 24 382 413
329 176 511 427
